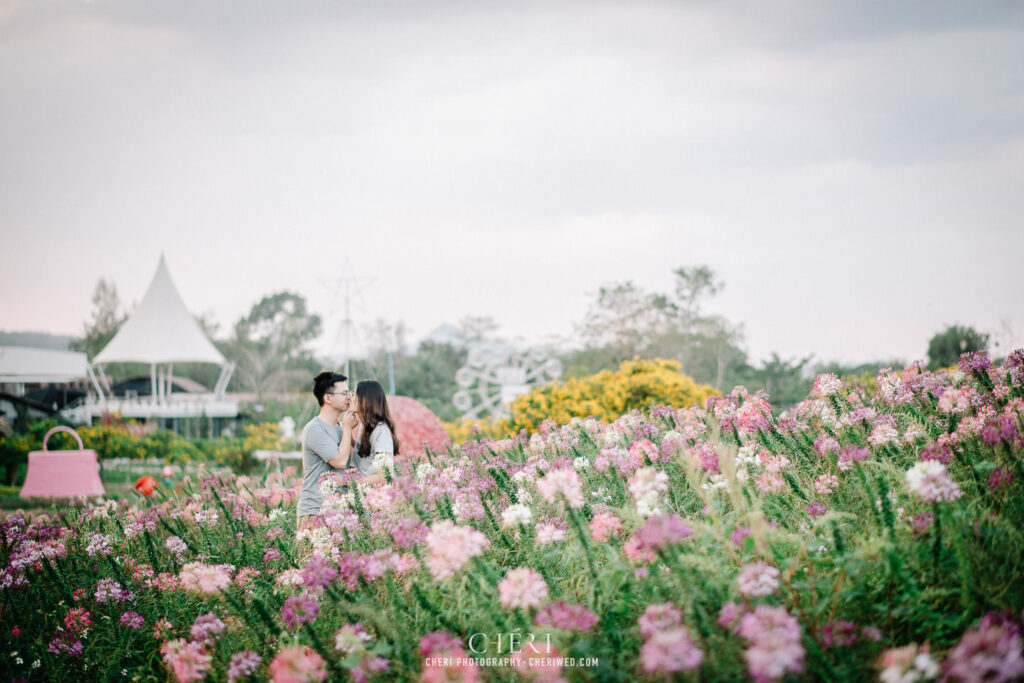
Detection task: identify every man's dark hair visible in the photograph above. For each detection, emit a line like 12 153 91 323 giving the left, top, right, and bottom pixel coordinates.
313 371 348 406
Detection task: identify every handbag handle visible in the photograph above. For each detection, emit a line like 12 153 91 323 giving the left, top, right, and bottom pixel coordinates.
42 426 85 452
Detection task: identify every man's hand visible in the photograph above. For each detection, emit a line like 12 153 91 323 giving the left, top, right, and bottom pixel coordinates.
341 411 359 431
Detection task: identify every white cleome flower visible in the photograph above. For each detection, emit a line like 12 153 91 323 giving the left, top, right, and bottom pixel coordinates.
500 503 533 528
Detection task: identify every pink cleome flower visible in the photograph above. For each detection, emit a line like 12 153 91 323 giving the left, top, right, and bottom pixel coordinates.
498 567 549 610
423 520 491 581
268 645 328 683
737 562 781 597
178 562 232 595
161 638 213 683
536 468 585 509
589 513 622 543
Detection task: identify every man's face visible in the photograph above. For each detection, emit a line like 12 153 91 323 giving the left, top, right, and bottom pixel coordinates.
324 382 350 411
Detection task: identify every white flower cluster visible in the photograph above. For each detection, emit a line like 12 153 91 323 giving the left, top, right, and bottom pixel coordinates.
905 461 963 503
416 462 436 483
572 456 590 471
194 508 220 528
319 476 343 497
500 503 533 528
372 452 395 475
628 467 669 518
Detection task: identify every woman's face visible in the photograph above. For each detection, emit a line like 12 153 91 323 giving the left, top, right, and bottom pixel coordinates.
349 394 360 413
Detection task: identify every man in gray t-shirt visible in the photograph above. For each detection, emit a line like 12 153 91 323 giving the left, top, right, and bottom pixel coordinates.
297 371 360 526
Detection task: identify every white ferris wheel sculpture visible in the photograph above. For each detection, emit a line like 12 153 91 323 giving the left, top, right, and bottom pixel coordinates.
452 342 563 420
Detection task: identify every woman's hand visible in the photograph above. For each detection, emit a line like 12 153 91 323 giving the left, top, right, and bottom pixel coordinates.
341 410 359 431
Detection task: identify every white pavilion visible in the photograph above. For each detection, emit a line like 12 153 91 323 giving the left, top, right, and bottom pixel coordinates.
62 256 238 434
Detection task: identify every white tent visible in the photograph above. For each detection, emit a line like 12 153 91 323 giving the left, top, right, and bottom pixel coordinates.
89 255 234 406
94 255 225 365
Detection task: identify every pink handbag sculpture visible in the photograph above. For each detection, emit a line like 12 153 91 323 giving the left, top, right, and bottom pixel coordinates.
20 426 106 499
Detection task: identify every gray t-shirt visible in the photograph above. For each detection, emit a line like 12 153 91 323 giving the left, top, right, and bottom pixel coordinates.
297 416 345 516
352 423 395 476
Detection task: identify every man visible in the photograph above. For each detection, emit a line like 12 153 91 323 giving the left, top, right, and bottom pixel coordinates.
296 371 359 530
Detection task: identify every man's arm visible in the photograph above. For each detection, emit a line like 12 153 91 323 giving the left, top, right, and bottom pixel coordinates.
326 422 355 469
308 423 353 470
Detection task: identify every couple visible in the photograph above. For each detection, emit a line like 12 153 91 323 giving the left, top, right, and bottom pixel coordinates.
296 371 400 531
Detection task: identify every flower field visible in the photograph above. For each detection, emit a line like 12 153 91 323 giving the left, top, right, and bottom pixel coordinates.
3 351 1024 682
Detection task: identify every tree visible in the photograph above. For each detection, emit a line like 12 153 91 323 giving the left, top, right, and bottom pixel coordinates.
574 265 751 391
224 292 322 402
70 278 128 360
927 325 989 370
577 282 675 361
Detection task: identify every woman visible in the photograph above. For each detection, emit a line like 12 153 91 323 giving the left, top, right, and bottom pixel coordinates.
350 379 400 484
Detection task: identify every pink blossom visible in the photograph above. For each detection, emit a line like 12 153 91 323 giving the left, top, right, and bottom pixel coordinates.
536 468 585 509
813 474 840 496
120 610 145 629
905 460 963 503
190 613 226 643
623 534 657 565
228 651 262 683
498 567 548 610
589 513 622 543
737 605 805 682
268 645 328 683
638 602 682 638
281 593 320 629
161 638 213 683
635 514 693 550
737 562 781 597
534 521 567 545
812 373 841 397
640 627 704 673
942 612 1024 683
756 471 785 494
534 601 598 632
178 562 232 595
718 601 746 630
424 521 491 581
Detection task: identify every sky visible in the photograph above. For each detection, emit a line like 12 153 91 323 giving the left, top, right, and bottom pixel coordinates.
1 0 1022 367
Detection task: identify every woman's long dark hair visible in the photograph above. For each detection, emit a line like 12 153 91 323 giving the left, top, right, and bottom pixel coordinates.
356 380 400 458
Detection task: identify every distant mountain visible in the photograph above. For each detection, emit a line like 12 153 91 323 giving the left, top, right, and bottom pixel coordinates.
0 330 78 351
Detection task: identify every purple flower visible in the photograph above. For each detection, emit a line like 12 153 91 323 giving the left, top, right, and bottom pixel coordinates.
730 526 751 547
737 562 781 597
958 351 992 375
263 546 282 563
820 620 858 647
942 612 1024 683
737 605 805 682
120 611 145 630
912 512 935 536
227 650 262 683
989 468 1014 492
534 601 598 632
638 603 682 638
281 592 320 629
300 556 339 589
806 502 827 517
635 514 693 550
190 612 226 643
47 631 83 657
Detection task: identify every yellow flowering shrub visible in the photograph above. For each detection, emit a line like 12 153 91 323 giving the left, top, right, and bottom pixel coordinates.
442 417 508 444
444 358 717 440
